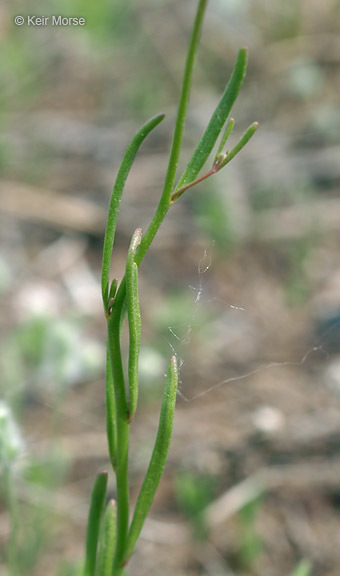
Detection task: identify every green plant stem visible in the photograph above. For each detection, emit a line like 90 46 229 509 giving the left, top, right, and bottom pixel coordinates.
100 1 258 573
110 0 209 320
105 4 208 570
105 345 117 470
134 0 208 264
107 307 130 574
171 164 218 203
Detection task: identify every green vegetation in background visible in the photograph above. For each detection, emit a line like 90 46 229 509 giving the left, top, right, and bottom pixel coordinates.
175 469 217 539
251 179 316 213
57 561 84 576
277 235 315 307
236 496 263 570
2 315 104 398
151 290 209 342
194 182 236 251
289 559 311 576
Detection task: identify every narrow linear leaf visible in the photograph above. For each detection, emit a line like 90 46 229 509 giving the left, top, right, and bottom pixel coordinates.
109 279 118 301
218 121 258 168
215 117 234 160
105 346 116 470
124 356 178 561
101 113 165 312
84 472 108 576
96 500 117 576
174 48 248 192
126 228 142 421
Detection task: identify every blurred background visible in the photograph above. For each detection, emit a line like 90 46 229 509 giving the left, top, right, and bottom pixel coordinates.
1 0 340 575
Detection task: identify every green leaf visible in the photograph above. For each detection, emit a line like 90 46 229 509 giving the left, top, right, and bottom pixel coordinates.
174 48 248 192
124 356 178 561
217 121 258 168
215 117 234 160
101 113 165 312
109 279 118 302
96 500 117 576
126 228 142 421
84 472 108 576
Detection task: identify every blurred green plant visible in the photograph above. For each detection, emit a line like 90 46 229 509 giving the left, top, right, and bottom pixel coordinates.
281 236 314 307
83 0 258 574
0 401 23 575
289 559 311 576
175 470 217 540
1 315 104 403
58 561 84 576
236 496 263 571
0 397 73 575
194 183 235 250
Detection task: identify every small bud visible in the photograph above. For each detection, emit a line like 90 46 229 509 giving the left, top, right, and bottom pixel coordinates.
213 152 228 168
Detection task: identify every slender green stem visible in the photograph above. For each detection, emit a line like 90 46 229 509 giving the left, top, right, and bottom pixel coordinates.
171 165 218 203
135 0 209 264
108 0 209 327
105 345 117 470
107 306 130 574
97 1 258 574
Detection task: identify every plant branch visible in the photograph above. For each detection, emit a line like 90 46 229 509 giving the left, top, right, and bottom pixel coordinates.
135 0 209 264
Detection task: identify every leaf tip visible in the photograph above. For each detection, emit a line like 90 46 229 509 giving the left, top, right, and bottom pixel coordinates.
170 355 178 376
129 228 143 254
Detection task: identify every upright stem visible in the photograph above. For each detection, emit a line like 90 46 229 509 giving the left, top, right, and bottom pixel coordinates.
107 306 129 574
136 0 209 263
106 1 210 571
113 0 209 314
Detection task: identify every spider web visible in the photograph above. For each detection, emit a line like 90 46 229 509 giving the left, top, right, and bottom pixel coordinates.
164 246 338 403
